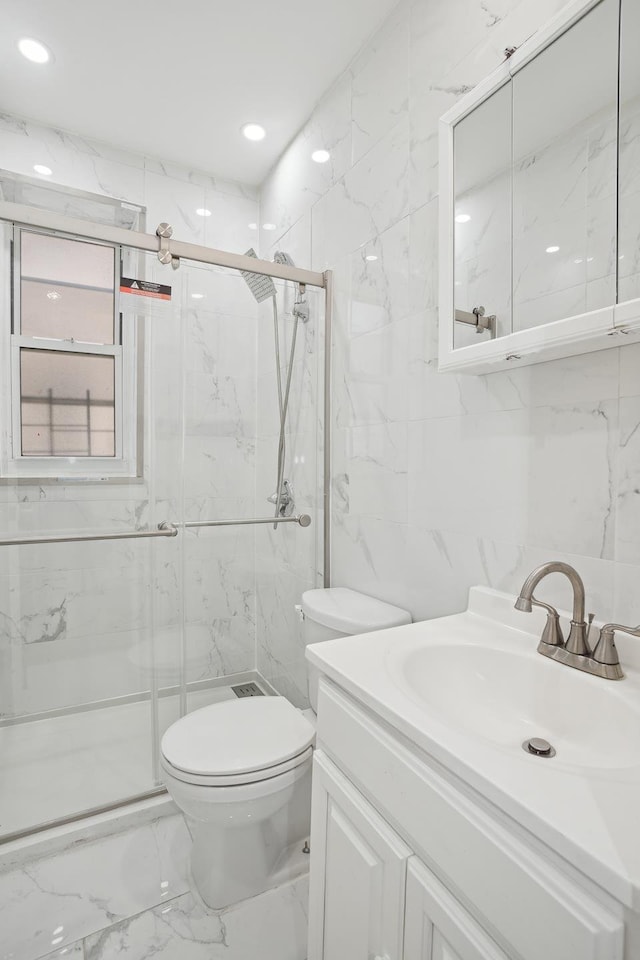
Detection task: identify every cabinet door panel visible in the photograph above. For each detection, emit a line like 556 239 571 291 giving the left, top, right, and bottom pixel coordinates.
308 750 411 960
404 858 510 960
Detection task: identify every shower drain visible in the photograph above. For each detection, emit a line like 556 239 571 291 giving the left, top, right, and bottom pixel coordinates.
231 682 265 698
522 737 556 758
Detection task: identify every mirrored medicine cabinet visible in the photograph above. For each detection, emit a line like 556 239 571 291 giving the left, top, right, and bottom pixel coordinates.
439 0 640 373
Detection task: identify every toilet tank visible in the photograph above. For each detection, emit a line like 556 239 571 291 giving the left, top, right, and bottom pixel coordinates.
301 587 412 712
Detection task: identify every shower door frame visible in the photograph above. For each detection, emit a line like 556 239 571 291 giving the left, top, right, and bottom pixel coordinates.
0 199 332 844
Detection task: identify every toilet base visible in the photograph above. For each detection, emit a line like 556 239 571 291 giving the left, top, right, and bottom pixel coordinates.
184 764 312 910
190 829 310 910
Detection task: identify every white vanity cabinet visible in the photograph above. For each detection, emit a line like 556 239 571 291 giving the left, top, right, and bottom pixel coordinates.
404 859 510 960
309 749 510 960
307 676 625 960
307 751 410 960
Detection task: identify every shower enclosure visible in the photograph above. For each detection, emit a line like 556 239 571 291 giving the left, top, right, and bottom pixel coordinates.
0 193 330 842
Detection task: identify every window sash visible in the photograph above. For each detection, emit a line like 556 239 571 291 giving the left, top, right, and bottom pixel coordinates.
0 222 140 480
10 336 123 462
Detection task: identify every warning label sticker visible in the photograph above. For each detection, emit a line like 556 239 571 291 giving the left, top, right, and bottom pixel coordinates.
120 277 171 300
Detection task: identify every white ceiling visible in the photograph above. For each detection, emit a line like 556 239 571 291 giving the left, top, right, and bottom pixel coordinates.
0 0 399 186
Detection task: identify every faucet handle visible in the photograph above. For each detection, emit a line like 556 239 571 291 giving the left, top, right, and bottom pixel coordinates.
531 597 564 647
592 622 640 667
584 613 595 653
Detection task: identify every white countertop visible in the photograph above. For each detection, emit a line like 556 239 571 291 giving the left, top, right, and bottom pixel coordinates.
307 586 640 911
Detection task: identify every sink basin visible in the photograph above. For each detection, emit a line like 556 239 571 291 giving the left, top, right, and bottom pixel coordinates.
390 641 640 770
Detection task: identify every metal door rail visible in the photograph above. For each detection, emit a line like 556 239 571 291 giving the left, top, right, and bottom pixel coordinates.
0 521 178 546
184 514 311 529
0 514 312 546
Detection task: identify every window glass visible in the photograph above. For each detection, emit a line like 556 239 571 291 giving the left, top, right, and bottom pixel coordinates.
20 232 115 344
20 349 116 457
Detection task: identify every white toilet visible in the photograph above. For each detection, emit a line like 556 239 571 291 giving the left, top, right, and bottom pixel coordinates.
160 587 411 908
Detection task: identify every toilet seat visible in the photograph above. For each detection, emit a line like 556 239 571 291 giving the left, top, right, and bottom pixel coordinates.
161 745 313 787
160 695 315 787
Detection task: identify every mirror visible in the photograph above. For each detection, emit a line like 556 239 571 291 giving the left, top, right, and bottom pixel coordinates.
512 0 618 332
453 83 512 349
448 0 620 360
618 0 640 304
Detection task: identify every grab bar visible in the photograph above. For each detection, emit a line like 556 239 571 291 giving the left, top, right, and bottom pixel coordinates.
184 515 312 529
0 521 178 547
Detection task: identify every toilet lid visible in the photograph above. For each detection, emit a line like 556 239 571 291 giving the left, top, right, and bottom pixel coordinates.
161 696 315 777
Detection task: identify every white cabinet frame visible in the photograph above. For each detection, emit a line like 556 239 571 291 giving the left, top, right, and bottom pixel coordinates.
438 0 640 375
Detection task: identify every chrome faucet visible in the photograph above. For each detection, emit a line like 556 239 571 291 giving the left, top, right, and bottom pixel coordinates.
514 561 590 656
513 561 638 680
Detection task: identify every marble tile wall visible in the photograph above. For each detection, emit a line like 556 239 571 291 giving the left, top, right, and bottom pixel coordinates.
259 0 640 686
0 114 261 720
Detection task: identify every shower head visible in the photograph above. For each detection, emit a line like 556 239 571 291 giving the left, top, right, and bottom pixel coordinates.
241 248 277 303
273 250 295 266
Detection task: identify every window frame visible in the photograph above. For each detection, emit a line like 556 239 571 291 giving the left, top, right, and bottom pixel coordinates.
1 223 140 481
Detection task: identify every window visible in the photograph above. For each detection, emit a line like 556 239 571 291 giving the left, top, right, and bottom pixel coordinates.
1 226 139 479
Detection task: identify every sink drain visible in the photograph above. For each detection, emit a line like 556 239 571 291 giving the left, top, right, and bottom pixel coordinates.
522 737 556 758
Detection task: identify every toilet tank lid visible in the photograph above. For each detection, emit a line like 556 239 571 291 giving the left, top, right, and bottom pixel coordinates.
301 587 411 634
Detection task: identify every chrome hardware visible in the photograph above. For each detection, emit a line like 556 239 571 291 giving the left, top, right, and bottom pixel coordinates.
515 562 590 655
515 561 630 680
156 222 173 263
522 737 556 758
0 522 178 547
184 514 311 529
156 222 180 269
590 622 640 680
268 479 295 517
530 598 564 648
293 297 310 322
454 306 496 336
231 682 265 698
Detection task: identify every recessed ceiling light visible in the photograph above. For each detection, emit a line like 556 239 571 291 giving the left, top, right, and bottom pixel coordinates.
196 208 211 217
587 256 594 262
312 149 330 164
18 37 51 64
455 213 471 223
242 123 266 142
573 258 584 264
546 245 560 253
262 223 276 231
33 164 52 176
248 222 258 230
46 290 61 301
191 293 204 300
619 254 625 260
365 254 378 262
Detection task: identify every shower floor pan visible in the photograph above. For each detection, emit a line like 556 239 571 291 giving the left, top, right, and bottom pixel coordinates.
0 681 260 841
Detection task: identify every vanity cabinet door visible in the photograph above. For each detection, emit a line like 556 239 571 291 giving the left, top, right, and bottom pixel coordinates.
308 750 412 960
404 858 510 960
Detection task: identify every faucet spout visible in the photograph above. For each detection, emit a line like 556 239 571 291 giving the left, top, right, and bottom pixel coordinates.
515 561 586 623
515 561 589 656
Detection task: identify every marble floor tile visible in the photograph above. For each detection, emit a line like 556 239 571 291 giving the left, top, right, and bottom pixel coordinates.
83 874 309 960
40 944 85 960
0 811 190 960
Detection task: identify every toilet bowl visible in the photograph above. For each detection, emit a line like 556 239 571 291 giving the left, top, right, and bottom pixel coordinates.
161 588 411 909
161 695 314 909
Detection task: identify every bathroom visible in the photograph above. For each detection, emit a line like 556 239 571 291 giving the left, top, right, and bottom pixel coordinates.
1 0 639 956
